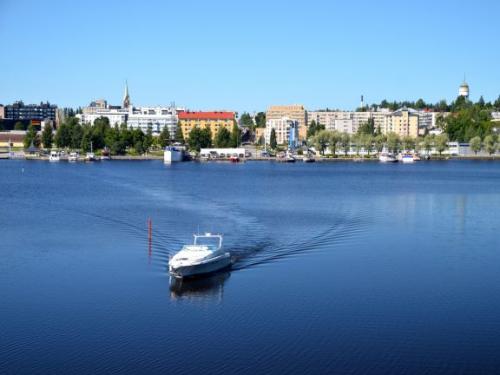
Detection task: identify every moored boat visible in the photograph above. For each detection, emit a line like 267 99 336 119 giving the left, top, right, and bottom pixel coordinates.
169 233 231 278
49 151 60 162
68 152 79 162
400 153 415 163
379 152 398 163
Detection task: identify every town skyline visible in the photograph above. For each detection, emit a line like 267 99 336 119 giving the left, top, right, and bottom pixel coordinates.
1 0 500 112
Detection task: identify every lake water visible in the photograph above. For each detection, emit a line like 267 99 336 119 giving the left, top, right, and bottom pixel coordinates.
1 160 500 374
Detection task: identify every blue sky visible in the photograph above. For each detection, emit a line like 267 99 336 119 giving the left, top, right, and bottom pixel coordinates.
1 0 499 112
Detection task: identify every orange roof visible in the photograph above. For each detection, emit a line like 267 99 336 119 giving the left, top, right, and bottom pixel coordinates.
178 111 234 120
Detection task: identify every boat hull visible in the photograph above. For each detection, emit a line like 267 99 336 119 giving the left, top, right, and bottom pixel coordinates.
169 253 232 278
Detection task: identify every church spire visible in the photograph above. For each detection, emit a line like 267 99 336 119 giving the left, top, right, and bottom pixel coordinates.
122 80 131 108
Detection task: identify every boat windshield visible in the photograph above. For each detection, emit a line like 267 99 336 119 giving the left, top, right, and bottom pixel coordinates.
193 234 222 249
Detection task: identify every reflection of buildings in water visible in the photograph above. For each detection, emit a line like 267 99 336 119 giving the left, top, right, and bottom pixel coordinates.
455 195 467 235
169 271 231 303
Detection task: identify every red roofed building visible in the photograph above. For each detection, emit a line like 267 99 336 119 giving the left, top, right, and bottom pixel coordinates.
178 111 235 140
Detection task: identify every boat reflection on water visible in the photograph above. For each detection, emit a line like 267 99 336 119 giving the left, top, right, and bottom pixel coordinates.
169 271 231 302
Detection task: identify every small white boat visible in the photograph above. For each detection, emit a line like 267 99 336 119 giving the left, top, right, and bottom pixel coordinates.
49 151 60 162
169 233 231 278
303 155 315 163
379 152 397 163
400 153 415 163
68 152 79 162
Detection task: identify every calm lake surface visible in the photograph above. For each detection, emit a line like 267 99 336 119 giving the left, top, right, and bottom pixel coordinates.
1 160 500 374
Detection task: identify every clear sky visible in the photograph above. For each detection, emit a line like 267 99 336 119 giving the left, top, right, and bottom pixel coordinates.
1 0 499 113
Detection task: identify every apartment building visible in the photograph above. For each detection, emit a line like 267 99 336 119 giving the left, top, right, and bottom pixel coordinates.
266 105 307 140
265 117 299 147
178 111 235 140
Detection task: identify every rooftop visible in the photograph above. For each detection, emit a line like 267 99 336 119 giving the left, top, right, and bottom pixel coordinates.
178 111 235 120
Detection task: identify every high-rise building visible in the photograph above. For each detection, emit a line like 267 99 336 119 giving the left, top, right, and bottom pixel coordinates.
0 105 4 120
3 101 57 123
265 117 299 146
178 111 235 140
266 105 307 140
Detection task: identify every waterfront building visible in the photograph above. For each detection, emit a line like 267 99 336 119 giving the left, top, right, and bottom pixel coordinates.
178 111 235 141
3 101 57 125
78 106 129 126
308 109 390 134
266 105 307 140
0 105 4 119
127 106 178 135
265 117 299 146
0 131 25 148
382 108 419 138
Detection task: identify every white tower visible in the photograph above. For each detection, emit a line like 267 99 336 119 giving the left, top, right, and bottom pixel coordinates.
459 76 469 98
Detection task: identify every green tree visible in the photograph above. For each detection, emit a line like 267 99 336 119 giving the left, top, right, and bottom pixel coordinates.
239 112 254 127
374 134 386 153
70 123 83 149
361 134 374 155
402 136 415 151
423 134 434 155
340 133 351 156
14 121 25 131
435 134 449 156
41 123 53 149
215 127 231 148
312 130 330 155
328 131 342 156
386 133 400 154
24 124 40 148
483 135 497 155
55 123 71 148
175 126 185 144
188 127 212 152
357 118 375 135
255 112 266 128
143 125 153 152
469 136 482 154
159 126 171 148
230 122 241 147
270 128 277 149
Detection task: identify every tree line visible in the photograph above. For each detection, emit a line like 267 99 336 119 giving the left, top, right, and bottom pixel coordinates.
308 130 453 157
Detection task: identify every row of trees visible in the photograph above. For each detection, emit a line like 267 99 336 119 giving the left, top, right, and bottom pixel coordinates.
26 116 185 154
309 130 450 156
469 135 499 155
187 122 241 151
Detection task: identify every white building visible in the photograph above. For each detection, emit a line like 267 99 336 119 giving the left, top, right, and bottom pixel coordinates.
127 107 178 135
265 117 299 145
77 107 129 126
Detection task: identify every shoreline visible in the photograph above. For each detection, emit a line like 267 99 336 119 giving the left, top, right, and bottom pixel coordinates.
2 154 499 162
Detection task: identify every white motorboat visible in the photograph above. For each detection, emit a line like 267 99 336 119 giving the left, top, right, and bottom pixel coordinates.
400 153 415 163
169 233 231 278
379 152 397 163
68 152 79 162
49 151 60 162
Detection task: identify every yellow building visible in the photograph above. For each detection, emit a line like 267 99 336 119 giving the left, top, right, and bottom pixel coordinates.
383 108 419 138
266 105 307 141
178 111 235 140
0 131 25 148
